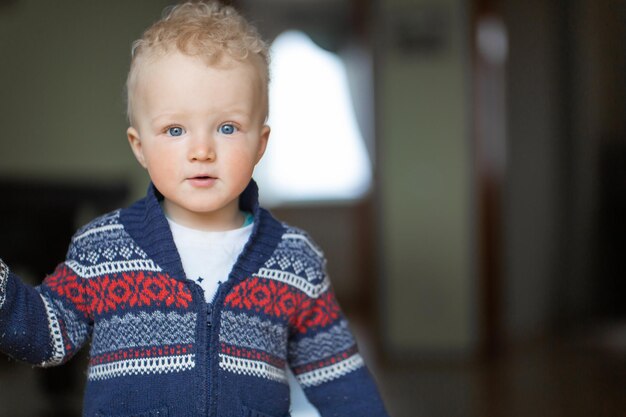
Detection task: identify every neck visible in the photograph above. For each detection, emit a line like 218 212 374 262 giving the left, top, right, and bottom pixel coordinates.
162 200 244 232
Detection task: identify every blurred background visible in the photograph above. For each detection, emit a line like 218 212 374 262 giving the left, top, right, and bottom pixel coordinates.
0 0 625 416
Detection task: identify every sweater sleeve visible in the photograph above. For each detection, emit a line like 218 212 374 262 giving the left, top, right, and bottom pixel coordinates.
0 255 92 367
285 235 389 417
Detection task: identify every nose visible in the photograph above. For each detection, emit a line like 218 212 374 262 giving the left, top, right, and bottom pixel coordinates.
189 133 216 161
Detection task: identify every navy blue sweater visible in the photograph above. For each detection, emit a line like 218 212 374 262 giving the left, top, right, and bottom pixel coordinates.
0 180 388 417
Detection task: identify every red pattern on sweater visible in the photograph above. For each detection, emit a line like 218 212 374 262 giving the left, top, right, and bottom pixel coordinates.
90 344 194 365
291 345 359 375
220 343 286 369
44 265 193 316
224 277 340 333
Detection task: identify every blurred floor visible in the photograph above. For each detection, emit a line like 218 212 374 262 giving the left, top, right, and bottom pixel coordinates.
370 323 626 417
1 322 625 417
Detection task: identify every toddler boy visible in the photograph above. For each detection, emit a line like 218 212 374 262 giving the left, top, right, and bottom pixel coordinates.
0 2 388 416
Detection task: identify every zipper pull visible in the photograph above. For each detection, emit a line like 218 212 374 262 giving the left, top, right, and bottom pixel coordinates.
207 302 213 328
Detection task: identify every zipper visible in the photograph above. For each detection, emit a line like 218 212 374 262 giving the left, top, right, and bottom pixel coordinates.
205 282 223 417
188 283 210 417
188 282 215 417
206 300 213 417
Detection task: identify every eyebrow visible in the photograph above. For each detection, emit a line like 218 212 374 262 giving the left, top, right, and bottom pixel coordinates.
149 108 258 127
216 107 254 118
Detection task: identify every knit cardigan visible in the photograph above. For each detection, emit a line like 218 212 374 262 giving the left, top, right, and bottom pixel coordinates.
0 180 388 417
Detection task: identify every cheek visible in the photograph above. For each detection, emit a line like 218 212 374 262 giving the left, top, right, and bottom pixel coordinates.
144 147 179 182
225 149 258 177
147 163 175 183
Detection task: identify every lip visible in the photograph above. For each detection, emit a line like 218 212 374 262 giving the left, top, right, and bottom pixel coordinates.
187 175 217 187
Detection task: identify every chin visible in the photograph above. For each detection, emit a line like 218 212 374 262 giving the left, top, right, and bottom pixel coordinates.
187 202 227 215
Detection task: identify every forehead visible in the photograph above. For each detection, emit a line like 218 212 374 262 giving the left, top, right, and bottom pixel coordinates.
131 51 267 114
137 51 262 89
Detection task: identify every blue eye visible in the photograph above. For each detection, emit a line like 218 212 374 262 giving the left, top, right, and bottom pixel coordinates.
219 123 237 135
167 126 185 137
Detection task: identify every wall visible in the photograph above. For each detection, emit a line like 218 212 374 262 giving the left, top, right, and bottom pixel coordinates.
0 1 171 202
501 0 564 341
502 0 626 339
377 0 475 354
563 0 626 320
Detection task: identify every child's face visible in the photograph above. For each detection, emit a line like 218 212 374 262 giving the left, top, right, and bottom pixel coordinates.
127 52 270 230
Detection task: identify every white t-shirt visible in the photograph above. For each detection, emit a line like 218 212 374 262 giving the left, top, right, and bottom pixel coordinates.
167 215 253 303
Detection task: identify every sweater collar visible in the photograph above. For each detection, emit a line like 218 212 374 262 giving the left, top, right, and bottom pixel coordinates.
120 179 284 283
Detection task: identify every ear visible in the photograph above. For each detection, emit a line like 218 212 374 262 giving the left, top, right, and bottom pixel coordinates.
127 127 148 169
255 125 271 164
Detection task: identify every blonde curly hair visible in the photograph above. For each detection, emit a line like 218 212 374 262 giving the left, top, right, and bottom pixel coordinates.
126 1 270 124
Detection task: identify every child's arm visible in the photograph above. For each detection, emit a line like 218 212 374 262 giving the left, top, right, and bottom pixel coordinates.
0 256 92 366
286 234 389 416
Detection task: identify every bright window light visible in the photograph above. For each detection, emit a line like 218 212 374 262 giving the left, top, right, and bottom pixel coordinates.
255 30 372 206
